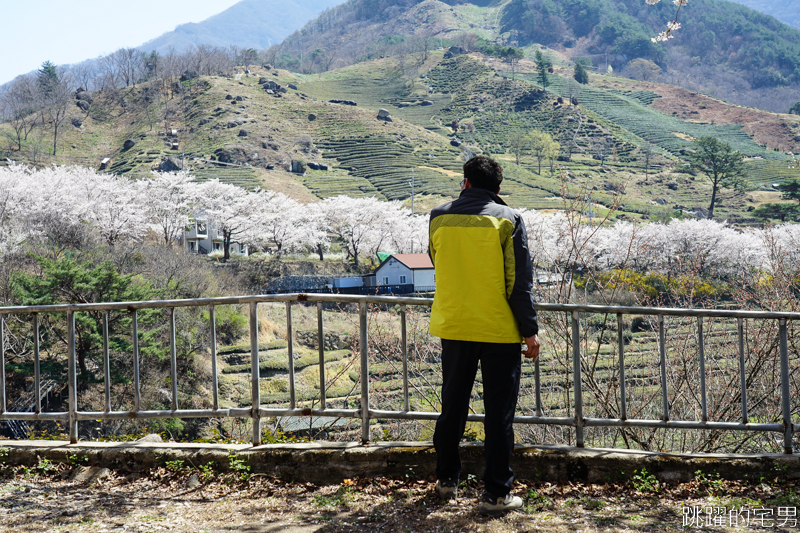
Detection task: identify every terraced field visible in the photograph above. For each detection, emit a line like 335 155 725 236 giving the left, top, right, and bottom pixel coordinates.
191 167 263 191
316 136 464 201
513 72 788 161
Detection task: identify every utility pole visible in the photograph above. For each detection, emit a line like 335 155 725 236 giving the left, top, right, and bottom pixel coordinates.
408 169 415 214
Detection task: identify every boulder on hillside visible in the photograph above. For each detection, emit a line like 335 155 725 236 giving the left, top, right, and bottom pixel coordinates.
308 113 317 121
378 109 391 118
329 99 357 106
214 148 233 163
443 46 466 59
123 139 136 150
71 117 83 128
421 100 434 106
238 129 249 137
235 96 244 101
180 70 198 81
307 162 320 170
225 94 234 100
76 91 93 103
450 138 462 147
76 100 90 111
291 160 306 173
288 83 298 90
160 157 182 172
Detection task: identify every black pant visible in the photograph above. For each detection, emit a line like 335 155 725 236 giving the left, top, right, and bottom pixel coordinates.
433 339 522 497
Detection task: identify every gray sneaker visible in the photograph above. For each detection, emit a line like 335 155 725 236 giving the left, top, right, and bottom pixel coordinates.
478 492 523 515
436 479 458 499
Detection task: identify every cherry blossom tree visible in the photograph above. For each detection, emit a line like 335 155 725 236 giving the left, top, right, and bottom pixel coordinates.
196 180 260 260
145 171 201 247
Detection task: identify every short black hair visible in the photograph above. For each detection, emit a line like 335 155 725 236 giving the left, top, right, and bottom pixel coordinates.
463 156 503 191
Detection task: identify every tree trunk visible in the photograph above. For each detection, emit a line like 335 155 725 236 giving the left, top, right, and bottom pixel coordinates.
52 121 59 156
317 243 324 261
223 229 232 260
708 176 719 220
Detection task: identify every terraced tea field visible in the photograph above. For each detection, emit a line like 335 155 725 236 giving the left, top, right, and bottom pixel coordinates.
513 72 788 162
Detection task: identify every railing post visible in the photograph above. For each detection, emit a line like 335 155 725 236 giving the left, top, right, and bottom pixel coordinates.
617 313 627 420
286 302 296 409
67 311 78 443
103 311 111 413
779 319 793 454
659 315 669 421
359 302 370 444
132 309 141 412
0 317 5 414
210 306 219 411
318 302 326 409
738 318 748 424
250 302 261 446
571 311 584 448
169 308 178 411
400 305 409 412
33 314 41 414
698 317 708 422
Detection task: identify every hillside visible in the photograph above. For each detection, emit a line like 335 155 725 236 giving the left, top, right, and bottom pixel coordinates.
4 47 798 225
271 0 800 113
139 0 343 54
726 0 800 28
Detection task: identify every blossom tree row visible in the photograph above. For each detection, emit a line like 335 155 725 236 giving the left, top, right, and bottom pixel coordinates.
0 164 427 264
1 163 798 277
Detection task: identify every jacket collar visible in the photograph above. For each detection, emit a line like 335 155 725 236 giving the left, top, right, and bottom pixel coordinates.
459 186 508 206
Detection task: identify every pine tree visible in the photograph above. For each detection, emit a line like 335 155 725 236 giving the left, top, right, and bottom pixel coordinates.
535 50 552 91
574 62 589 85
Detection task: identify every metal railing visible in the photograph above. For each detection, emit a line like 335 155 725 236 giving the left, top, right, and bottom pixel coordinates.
0 294 797 453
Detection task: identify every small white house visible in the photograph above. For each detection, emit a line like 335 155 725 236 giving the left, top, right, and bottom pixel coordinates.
183 219 248 256
371 254 435 292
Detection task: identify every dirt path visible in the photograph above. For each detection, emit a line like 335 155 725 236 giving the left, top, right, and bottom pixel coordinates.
0 463 795 532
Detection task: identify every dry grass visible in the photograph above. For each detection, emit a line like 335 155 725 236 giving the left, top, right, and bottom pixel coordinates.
1 461 797 532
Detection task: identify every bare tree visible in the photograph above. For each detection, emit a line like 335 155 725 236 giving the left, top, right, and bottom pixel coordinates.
109 48 144 87
454 32 478 52
0 75 40 151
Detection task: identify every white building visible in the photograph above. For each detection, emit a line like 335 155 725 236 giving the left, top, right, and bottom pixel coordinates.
369 254 435 292
183 219 248 256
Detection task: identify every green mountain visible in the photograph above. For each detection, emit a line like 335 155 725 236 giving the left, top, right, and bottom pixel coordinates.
139 0 343 53
271 0 800 113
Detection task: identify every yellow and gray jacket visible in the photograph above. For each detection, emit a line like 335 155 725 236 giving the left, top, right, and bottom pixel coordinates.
429 188 538 343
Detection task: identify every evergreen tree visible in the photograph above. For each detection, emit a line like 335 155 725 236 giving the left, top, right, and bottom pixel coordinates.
574 61 589 85
37 60 59 96
535 50 552 91
790 102 800 115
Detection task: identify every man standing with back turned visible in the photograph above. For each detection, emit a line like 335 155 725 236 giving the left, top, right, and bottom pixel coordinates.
429 155 540 515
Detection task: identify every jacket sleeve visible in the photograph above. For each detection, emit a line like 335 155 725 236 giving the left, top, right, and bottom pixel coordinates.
507 213 538 337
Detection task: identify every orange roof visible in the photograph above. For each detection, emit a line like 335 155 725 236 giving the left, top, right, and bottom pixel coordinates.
391 254 433 269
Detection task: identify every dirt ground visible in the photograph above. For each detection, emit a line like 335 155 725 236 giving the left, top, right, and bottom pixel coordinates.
1 462 798 533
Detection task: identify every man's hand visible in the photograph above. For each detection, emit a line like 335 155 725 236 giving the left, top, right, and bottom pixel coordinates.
522 334 540 361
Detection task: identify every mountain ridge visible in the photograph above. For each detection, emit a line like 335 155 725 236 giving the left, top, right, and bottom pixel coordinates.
138 0 343 54
725 0 800 28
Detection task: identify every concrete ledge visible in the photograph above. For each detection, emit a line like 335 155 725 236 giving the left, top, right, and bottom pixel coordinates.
1 440 798 484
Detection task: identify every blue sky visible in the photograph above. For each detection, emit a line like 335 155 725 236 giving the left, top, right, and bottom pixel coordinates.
0 0 241 85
